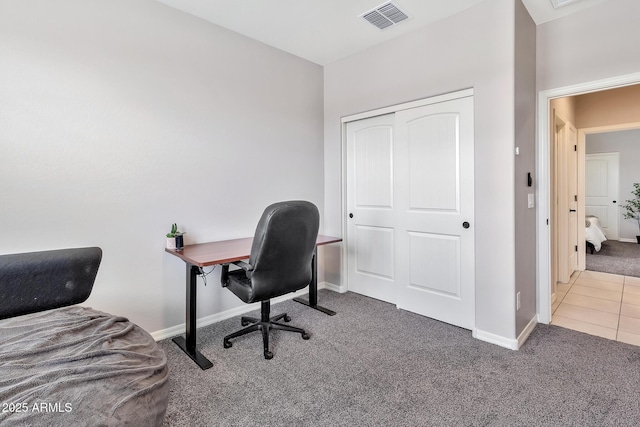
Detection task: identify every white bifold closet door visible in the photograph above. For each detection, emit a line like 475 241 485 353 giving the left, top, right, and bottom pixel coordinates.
346 94 475 330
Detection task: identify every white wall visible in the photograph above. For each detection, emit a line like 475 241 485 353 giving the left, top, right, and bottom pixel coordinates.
586 130 640 240
537 0 640 92
0 0 324 334
324 0 518 341
536 0 640 324
514 0 537 336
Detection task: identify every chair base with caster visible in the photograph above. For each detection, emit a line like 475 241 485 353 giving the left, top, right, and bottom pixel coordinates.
223 301 310 359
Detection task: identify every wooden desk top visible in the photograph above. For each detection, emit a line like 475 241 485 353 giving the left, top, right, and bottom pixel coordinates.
166 235 342 267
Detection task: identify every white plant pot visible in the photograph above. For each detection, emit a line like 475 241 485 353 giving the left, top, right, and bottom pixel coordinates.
166 237 176 250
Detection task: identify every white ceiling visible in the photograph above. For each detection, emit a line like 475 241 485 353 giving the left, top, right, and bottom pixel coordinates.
157 0 610 66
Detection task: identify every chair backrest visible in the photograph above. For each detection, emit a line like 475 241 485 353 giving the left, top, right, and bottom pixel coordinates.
0 247 102 320
248 201 319 301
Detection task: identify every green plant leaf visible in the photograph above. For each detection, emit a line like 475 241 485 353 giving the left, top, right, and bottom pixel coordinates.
620 182 640 233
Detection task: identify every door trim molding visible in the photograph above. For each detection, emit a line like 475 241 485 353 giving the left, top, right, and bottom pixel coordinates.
537 72 640 324
341 88 473 123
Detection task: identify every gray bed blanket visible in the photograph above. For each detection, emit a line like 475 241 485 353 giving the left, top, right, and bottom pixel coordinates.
0 306 169 426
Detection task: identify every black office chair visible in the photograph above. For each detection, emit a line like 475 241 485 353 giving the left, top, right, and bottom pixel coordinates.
220 200 319 359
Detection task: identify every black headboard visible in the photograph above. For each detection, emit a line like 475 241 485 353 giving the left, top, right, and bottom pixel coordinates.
0 247 102 320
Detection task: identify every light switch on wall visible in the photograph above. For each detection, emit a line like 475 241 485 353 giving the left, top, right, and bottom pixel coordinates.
528 193 535 209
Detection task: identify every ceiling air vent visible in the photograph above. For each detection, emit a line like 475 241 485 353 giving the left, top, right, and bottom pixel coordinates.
550 0 582 9
361 2 409 30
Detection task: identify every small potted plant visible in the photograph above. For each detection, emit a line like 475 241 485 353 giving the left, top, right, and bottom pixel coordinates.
620 182 640 244
166 223 186 250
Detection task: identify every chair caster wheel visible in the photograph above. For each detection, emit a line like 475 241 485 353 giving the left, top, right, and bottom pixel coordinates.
224 340 232 349
264 351 273 359
284 315 291 322
302 333 310 340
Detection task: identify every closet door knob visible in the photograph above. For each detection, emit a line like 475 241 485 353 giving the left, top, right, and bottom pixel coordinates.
462 222 470 229
349 213 354 218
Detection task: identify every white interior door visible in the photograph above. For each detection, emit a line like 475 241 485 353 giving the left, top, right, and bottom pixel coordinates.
394 97 475 329
555 120 579 283
346 113 397 303
567 124 579 274
585 152 620 240
346 94 475 330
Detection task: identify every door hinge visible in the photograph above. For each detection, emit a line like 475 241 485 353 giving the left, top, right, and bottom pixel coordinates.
575 245 578 252
574 145 577 151
574 195 578 202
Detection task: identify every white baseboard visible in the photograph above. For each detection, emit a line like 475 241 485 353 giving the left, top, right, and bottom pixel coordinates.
618 238 638 243
150 283 338 341
517 316 537 349
473 328 519 350
473 315 537 351
322 281 347 293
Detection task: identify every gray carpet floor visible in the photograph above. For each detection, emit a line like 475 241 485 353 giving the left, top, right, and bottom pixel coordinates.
586 240 640 278
159 290 640 426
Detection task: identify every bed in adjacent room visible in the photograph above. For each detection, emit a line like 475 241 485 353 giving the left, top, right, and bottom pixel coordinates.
585 215 607 253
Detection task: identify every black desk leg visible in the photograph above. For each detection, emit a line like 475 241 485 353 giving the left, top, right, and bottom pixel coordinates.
294 247 336 316
173 264 213 370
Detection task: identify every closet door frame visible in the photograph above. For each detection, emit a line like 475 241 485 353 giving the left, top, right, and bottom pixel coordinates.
340 88 474 322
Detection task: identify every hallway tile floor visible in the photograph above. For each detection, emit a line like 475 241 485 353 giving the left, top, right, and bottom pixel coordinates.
552 270 640 346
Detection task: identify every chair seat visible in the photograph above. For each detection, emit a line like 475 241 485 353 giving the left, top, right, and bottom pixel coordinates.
226 268 309 304
226 269 254 303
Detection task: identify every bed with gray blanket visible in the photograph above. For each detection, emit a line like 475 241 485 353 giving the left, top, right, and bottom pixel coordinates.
0 247 169 426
